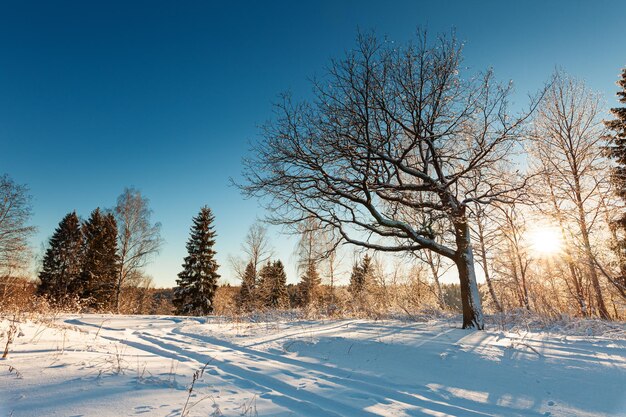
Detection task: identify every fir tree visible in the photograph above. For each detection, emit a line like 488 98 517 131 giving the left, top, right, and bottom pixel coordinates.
258 260 288 309
236 261 256 311
173 206 220 315
73 208 119 310
605 67 626 296
37 212 84 302
349 254 372 297
605 67 626 203
299 262 321 306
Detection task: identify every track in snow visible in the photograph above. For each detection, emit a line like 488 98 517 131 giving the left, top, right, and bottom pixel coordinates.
3 315 625 417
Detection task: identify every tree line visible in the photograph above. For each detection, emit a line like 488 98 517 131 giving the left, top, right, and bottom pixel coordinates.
2 29 626 329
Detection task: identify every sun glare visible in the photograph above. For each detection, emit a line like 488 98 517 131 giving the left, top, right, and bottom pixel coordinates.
528 227 562 256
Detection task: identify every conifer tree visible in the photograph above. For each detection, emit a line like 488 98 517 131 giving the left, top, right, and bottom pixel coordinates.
258 260 288 309
349 254 372 297
606 68 626 203
173 206 220 315
299 262 321 306
605 67 626 296
73 208 119 309
236 261 256 311
38 212 84 302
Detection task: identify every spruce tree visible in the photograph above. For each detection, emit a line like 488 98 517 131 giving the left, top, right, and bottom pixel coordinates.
605 67 626 202
299 262 321 306
258 260 288 309
73 208 119 310
236 261 256 311
38 212 84 302
349 254 372 296
173 206 220 315
605 67 626 295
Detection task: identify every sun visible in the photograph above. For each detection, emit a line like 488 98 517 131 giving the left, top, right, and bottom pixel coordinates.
528 227 562 256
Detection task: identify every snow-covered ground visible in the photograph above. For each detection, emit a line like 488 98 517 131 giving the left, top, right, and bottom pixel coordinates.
1 314 625 417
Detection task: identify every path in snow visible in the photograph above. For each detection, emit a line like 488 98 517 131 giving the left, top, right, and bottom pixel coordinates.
1 315 625 416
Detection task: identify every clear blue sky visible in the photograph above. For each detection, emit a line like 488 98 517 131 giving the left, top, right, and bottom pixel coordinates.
2 0 625 287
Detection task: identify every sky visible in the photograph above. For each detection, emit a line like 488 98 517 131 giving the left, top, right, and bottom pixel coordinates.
1 0 626 288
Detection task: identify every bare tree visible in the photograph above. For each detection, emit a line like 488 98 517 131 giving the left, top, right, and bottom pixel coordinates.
238 222 273 276
413 221 448 310
471 205 503 312
324 235 338 301
113 188 162 312
294 217 324 272
293 217 327 306
241 31 540 329
496 204 532 310
0 174 36 277
229 221 274 295
531 71 611 319
292 216 343 305
534 168 589 316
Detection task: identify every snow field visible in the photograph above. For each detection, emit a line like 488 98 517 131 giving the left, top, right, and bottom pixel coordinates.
1 314 625 416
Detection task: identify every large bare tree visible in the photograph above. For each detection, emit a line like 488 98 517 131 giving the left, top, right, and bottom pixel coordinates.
241 32 539 329
113 188 162 312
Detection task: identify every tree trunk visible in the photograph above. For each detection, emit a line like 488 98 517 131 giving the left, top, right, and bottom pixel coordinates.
431 268 446 310
506 241 526 309
545 174 588 316
481 256 502 313
454 215 484 330
513 247 531 311
115 273 123 313
425 250 446 309
475 213 502 312
573 175 610 320
570 266 588 317
581 228 610 319
328 256 335 305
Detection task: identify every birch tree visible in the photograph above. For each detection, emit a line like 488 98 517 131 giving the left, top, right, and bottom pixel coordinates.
0 175 36 277
113 188 162 312
232 222 273 310
531 71 611 319
240 222 273 276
